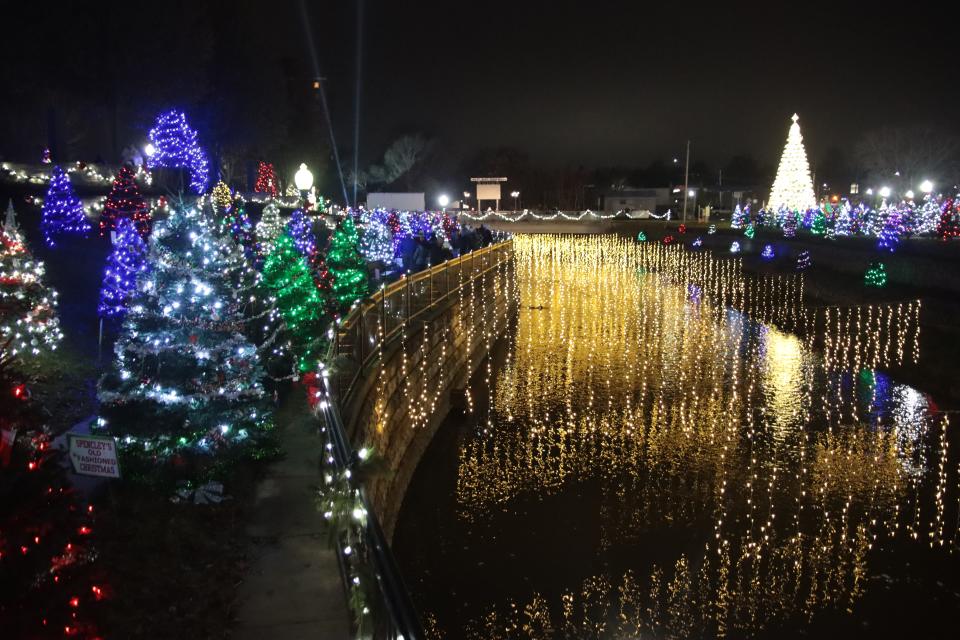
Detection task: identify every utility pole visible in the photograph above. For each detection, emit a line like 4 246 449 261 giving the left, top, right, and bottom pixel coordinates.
682 140 691 222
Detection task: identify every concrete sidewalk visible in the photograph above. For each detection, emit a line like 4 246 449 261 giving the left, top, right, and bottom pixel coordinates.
233 396 351 639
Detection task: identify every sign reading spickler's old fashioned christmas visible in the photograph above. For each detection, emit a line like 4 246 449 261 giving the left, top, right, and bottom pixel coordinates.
68 434 121 478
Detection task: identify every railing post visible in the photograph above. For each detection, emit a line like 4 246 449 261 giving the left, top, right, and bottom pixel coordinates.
429 267 434 307
358 305 365 366
405 275 411 325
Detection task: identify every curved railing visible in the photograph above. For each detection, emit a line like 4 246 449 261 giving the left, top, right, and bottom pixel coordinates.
315 240 514 639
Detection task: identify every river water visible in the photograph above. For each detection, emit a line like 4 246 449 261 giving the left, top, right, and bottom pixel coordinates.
393 234 959 639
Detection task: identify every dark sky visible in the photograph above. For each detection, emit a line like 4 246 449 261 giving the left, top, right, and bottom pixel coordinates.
314 1 960 167
2 0 958 171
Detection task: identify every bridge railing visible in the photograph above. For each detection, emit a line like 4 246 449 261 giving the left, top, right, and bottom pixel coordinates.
316 239 514 639
331 239 515 406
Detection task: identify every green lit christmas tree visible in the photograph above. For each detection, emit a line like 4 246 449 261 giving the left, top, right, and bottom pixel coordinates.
864 261 887 288
327 216 369 311
261 232 330 371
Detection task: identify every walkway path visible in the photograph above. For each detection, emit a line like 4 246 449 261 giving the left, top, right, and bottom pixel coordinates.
233 392 351 639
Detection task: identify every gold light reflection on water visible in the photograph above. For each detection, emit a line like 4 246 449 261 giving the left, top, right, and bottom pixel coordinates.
437 234 952 639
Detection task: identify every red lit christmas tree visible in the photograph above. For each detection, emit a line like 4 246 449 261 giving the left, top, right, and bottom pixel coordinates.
936 198 959 240
100 165 150 238
253 162 279 197
0 355 104 638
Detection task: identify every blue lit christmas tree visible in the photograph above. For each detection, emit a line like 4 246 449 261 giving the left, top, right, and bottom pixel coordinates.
98 218 148 320
286 209 316 258
360 210 394 264
41 166 90 248
146 110 210 194
761 244 774 259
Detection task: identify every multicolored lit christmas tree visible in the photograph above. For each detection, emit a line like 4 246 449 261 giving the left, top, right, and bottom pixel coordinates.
327 216 369 310
286 209 316 258
877 208 903 252
782 211 798 238
98 218 148 321
810 208 826 235
219 196 255 258
146 110 210 194
1 203 63 365
261 233 330 371
768 114 816 212
41 167 90 248
731 204 748 229
253 161 279 197
100 165 150 238
97 205 273 477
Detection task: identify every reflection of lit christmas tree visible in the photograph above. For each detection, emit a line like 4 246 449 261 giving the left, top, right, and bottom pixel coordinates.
761 244 774 259
796 250 812 271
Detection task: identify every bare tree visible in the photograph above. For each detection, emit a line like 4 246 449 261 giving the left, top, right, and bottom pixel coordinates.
362 134 430 190
854 126 960 188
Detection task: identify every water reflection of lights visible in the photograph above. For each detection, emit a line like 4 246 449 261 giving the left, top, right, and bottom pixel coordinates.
398 235 949 639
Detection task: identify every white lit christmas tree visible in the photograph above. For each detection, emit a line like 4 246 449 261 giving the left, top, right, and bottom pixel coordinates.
97 203 273 476
768 114 816 212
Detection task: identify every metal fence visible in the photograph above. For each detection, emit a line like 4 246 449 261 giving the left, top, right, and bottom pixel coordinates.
331 240 515 405
318 239 514 639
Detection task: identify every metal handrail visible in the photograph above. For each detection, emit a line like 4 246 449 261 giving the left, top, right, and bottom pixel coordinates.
318 239 514 639
333 241 514 408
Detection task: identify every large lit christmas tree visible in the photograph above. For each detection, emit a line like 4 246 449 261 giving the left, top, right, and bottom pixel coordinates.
253 161 279 197
327 216 369 310
1 203 63 365
100 165 150 238
98 218 148 321
261 232 329 371
0 356 103 639
146 110 210 194
768 113 816 212
97 205 273 478
41 167 90 248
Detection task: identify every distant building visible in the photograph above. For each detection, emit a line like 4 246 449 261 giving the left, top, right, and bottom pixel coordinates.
366 192 425 211
600 188 671 214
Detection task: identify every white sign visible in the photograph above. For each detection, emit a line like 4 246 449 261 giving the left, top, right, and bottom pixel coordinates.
68 434 121 478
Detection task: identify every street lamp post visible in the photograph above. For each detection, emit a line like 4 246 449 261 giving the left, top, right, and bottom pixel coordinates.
510 190 520 211
294 163 314 207
438 194 450 212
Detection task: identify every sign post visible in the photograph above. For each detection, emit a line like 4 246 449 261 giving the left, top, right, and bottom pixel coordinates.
68 434 121 479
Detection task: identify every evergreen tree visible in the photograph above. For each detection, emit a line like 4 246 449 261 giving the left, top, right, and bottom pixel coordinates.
41 167 90 248
835 202 853 236
936 198 959 240
97 205 273 478
98 218 149 320
261 233 329 371
782 211 798 238
810 208 826 235
1 205 63 366
146 110 210 194
286 209 316 258
731 204 747 229
360 210 394 264
877 208 903 252
253 161 279 197
219 196 255 258
0 356 103 639
255 201 283 258
100 165 150 238
769 113 816 211
916 198 942 235
211 181 232 212
327 216 370 310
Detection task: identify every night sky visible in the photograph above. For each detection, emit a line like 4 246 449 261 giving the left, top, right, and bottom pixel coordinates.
2 1 957 173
